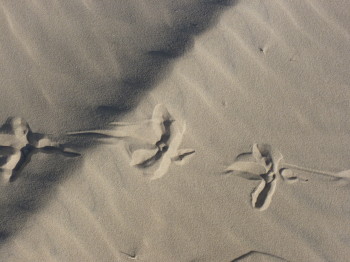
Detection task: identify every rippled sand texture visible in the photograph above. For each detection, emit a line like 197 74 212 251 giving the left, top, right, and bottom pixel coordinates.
1 0 350 261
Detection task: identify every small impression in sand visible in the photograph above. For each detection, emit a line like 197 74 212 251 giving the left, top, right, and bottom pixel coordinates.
0 117 79 182
68 104 195 180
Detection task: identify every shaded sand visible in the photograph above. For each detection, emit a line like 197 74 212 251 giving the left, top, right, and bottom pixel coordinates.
0 1 238 256
1 0 350 262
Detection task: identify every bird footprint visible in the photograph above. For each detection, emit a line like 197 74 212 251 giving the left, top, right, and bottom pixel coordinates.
226 143 350 210
0 117 79 182
226 144 295 211
128 106 195 180
68 104 195 180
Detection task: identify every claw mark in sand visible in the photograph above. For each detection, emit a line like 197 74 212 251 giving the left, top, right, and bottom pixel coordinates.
0 117 80 182
225 143 344 211
68 104 195 180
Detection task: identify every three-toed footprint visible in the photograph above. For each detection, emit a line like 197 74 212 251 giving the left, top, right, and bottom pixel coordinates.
68 104 195 180
0 117 79 182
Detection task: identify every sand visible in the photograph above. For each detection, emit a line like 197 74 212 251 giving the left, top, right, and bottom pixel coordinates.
0 0 349 261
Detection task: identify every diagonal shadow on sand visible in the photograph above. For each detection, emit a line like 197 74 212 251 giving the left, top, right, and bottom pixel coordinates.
0 0 240 250
231 251 289 262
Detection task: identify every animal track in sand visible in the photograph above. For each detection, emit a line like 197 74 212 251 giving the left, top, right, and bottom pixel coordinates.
145 121 195 180
0 117 80 182
225 144 285 211
68 104 195 180
225 143 343 211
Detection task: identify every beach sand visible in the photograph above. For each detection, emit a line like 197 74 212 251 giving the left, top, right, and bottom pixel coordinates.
0 0 349 261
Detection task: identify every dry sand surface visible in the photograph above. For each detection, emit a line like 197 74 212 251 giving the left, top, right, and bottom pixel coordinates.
0 0 350 261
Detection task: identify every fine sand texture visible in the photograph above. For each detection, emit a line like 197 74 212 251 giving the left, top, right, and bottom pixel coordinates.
0 0 350 261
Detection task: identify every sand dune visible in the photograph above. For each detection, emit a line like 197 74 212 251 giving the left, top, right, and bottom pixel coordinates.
0 0 350 261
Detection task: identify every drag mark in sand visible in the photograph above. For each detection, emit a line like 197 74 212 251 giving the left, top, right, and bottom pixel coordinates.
68 104 195 180
0 117 80 182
